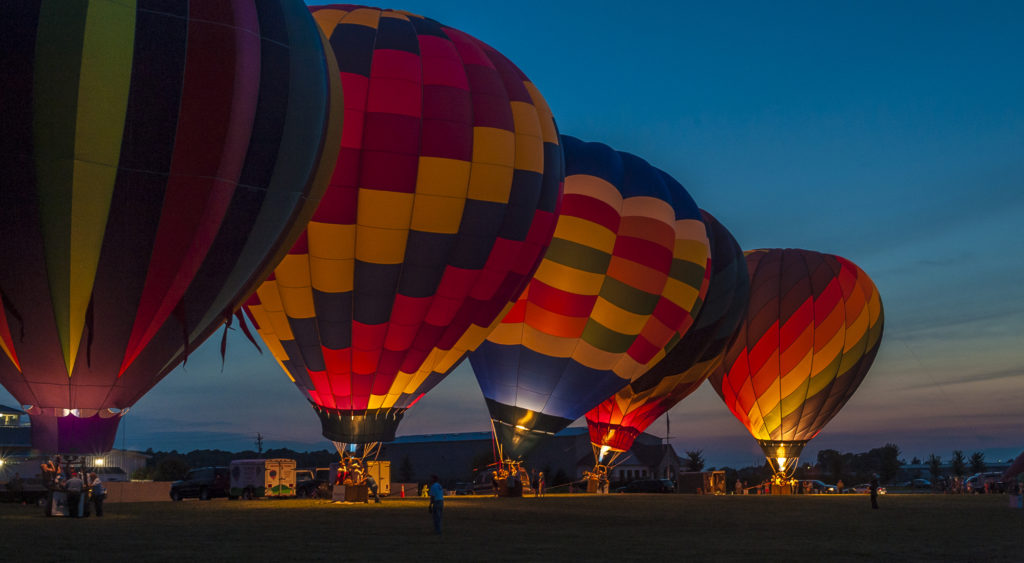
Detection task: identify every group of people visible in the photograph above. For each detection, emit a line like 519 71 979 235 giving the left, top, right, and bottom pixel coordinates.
334 455 380 503
485 462 546 497
40 455 106 517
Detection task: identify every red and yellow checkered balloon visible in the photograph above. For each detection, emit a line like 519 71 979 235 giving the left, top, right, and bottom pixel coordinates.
245 5 564 443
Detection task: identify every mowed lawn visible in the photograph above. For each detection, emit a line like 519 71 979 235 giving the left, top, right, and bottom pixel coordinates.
1 493 1020 561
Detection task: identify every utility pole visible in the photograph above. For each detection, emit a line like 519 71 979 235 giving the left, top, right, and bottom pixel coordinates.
255 432 264 455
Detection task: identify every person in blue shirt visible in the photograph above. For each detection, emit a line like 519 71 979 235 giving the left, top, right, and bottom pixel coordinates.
428 475 444 534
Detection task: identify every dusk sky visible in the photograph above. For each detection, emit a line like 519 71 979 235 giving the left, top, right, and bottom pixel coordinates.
3 1 1021 469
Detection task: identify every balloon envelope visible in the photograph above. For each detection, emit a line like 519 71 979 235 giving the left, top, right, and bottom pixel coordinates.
586 211 749 456
469 136 711 459
244 5 564 444
708 248 884 476
0 0 340 453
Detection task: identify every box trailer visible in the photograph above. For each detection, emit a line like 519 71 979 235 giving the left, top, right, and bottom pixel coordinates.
229 459 296 499
676 470 726 494
322 459 391 500
366 460 390 496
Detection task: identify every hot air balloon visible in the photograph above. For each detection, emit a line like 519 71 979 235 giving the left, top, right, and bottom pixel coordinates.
243 5 564 451
585 211 749 467
0 0 341 453
468 135 711 461
707 248 884 484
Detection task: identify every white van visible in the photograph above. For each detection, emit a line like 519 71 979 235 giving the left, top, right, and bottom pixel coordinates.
228 459 297 499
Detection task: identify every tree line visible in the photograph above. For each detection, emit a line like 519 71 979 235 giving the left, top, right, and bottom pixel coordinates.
685 444 999 487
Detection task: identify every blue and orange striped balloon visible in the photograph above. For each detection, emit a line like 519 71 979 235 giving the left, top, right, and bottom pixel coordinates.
244 5 564 444
469 136 711 459
0 0 340 453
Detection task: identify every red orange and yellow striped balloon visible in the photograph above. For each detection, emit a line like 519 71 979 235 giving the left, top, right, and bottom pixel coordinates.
708 248 884 475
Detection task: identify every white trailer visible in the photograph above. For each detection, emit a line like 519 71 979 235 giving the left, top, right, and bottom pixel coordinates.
366 460 390 496
229 459 296 499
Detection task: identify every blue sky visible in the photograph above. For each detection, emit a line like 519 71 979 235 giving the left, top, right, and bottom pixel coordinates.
3 1 1022 468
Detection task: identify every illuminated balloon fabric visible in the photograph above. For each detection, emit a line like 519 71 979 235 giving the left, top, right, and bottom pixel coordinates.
243 5 564 444
469 135 711 459
586 211 749 454
707 248 884 474
0 0 340 453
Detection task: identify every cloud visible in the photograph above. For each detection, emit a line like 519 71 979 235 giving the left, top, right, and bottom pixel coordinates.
898 367 1024 390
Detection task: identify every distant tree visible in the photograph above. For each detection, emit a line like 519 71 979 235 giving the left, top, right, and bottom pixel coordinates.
684 449 705 472
927 454 942 482
911 456 921 465
738 463 772 485
153 456 189 481
131 466 154 480
969 451 986 474
951 450 967 478
878 443 903 483
817 449 845 483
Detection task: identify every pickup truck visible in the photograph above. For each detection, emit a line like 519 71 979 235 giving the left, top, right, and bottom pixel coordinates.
295 469 328 498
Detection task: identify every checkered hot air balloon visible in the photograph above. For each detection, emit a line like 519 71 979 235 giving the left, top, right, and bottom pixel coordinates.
707 248 884 479
0 0 341 453
243 5 564 445
469 136 711 460
585 211 749 464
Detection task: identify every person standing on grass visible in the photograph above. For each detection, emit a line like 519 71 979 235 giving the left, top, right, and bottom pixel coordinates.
65 472 84 517
870 474 880 509
365 473 381 504
536 472 545 497
88 472 105 517
428 475 444 535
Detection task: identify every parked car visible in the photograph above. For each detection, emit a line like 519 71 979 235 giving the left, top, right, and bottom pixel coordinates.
616 479 676 493
169 466 229 501
453 482 474 495
910 478 932 490
799 480 838 493
84 466 130 483
295 469 326 498
965 472 1006 493
851 483 887 495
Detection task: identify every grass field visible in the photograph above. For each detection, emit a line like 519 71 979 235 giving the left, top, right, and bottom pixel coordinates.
2 493 1021 561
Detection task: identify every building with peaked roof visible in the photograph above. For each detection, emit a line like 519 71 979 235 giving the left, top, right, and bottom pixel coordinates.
380 427 681 487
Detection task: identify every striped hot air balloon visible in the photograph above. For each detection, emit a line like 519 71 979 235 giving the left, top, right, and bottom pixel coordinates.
0 0 341 453
468 136 711 460
585 211 749 463
708 248 884 479
243 5 564 445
